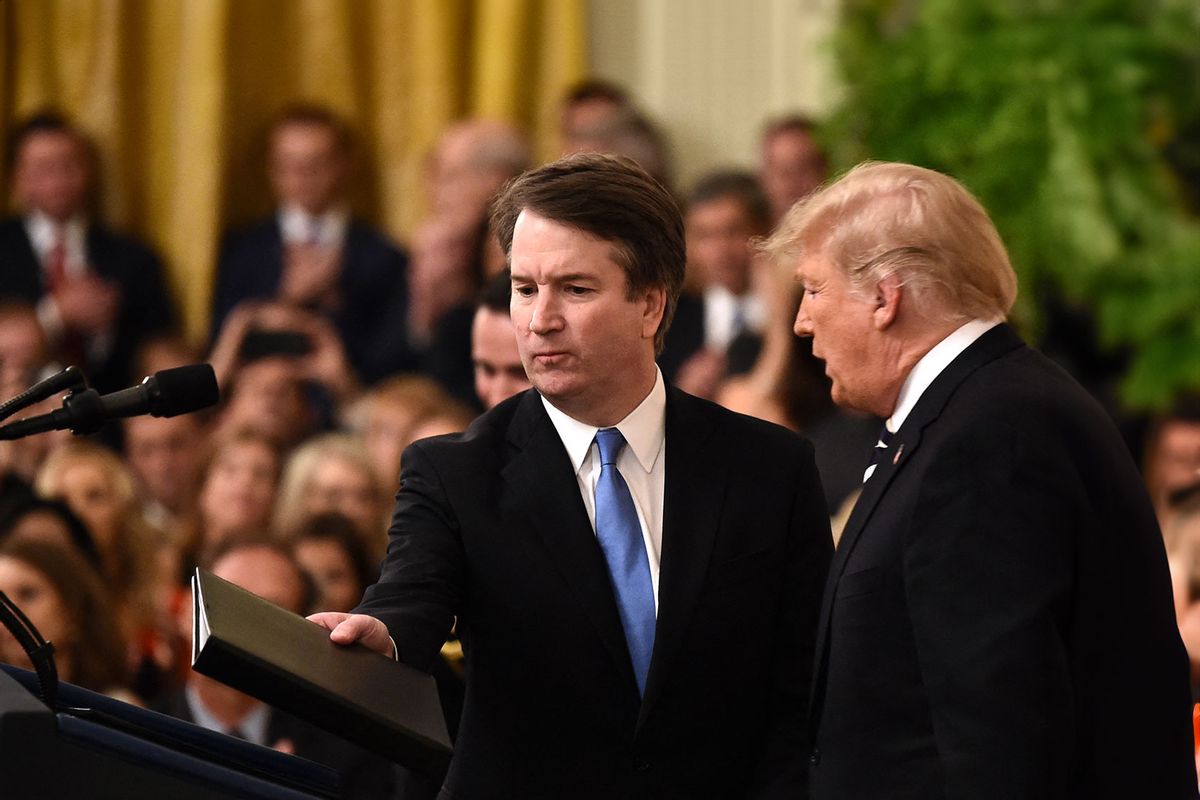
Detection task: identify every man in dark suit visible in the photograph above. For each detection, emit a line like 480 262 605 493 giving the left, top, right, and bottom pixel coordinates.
211 105 415 384
0 112 175 393
311 153 833 798
761 161 1197 799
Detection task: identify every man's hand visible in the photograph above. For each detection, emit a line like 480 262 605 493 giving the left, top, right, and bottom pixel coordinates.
54 274 120 335
307 612 395 658
281 243 341 308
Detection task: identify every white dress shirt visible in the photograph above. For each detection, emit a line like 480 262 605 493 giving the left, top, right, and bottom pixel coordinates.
542 369 667 609
887 318 1002 435
703 286 765 351
278 206 348 248
184 684 271 745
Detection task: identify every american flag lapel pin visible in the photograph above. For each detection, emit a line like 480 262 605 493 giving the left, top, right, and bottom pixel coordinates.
893 444 904 465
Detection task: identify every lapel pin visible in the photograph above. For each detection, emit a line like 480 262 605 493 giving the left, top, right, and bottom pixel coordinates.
893 444 904 465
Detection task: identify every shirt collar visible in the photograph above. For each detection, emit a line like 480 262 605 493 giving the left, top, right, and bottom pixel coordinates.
278 205 348 246
541 368 666 476
887 318 1001 434
184 684 271 745
25 210 85 256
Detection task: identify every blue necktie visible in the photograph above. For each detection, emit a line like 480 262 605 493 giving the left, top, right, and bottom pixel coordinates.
593 427 656 696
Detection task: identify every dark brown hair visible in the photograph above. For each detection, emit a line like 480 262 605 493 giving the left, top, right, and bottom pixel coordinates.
270 103 352 155
0 538 127 693
686 169 771 232
489 152 685 353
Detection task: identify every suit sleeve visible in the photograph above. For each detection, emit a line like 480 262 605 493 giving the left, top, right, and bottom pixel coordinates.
752 438 833 799
354 440 464 672
902 414 1077 798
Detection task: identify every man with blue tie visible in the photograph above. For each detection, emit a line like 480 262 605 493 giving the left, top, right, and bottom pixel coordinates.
765 161 1196 799
311 153 832 798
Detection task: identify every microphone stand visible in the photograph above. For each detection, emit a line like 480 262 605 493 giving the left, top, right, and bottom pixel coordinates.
0 366 87 425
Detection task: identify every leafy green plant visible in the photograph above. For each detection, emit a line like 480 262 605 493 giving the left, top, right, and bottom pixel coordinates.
826 0 1200 408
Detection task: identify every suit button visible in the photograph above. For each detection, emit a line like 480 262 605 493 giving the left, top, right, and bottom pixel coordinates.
634 758 651 772
809 747 821 765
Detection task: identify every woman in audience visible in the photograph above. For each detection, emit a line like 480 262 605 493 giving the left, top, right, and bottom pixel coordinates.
343 374 453 490
34 441 178 698
180 430 282 565
0 538 130 698
286 511 375 614
274 433 388 560
0 495 103 572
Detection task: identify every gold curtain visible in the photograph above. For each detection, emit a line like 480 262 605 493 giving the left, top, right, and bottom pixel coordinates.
0 0 587 343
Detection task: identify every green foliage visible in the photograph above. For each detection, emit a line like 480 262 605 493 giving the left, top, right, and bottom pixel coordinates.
826 0 1200 408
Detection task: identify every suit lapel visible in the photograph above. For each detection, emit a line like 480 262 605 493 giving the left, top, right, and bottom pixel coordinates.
499 392 638 691
808 324 1026 723
636 389 725 730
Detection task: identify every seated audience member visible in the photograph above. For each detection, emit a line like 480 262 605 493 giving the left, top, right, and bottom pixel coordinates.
1166 488 1200 696
1145 395 1200 526
274 433 388 560
209 301 358 447
286 511 375 614
0 539 129 698
343 375 464 490
34 440 177 696
471 270 530 410
158 538 401 798
404 399 477 445
0 495 103 572
424 118 532 222
565 105 673 189
661 171 771 394
124 413 206 537
0 111 176 393
758 114 828 228
132 333 203 377
559 79 632 155
211 104 414 384
180 431 282 566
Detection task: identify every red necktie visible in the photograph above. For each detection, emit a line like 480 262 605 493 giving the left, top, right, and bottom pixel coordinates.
45 232 68 293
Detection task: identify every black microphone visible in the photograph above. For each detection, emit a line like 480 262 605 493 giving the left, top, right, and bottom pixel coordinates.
0 366 87 424
0 364 220 440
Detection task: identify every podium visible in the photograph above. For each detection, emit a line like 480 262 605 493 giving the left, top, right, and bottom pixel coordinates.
0 664 341 799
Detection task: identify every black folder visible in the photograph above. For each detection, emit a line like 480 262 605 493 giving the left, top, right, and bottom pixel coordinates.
191 568 452 777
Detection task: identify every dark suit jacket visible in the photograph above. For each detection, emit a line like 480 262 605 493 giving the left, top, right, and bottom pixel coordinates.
156 690 403 799
357 387 833 799
809 324 1197 800
211 217 417 383
0 216 176 393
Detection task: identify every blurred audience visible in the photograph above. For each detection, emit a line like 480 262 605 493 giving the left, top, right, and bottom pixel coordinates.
661 170 771 396
124 413 206 537
286 511 376 614
472 270 530 410
0 111 176 393
1145 396 1200 526
0 495 103 572
0 538 130 698
34 440 176 695
344 375 468 491
274 433 388 560
211 104 414 384
559 80 632 155
758 114 827 227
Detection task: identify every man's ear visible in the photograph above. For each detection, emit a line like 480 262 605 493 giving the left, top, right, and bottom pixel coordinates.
873 274 901 330
641 286 667 340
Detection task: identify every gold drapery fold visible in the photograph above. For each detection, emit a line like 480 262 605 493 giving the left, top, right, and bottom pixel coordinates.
1 0 585 342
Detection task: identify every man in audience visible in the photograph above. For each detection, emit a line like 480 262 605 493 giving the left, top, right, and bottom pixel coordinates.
159 538 400 798
661 171 771 395
758 115 828 228
311 153 832 797
124 413 205 534
764 160 1196 799
211 104 413 384
1144 395 1200 526
471 271 529 410
559 79 632 155
0 112 176 393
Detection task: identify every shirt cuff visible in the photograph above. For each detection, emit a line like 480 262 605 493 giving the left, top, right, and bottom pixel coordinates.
389 635 399 661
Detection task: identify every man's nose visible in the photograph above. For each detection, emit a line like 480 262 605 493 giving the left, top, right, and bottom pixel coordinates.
528 292 563 334
794 298 814 337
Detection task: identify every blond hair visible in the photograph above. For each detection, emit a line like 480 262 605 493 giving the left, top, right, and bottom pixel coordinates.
761 161 1017 322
